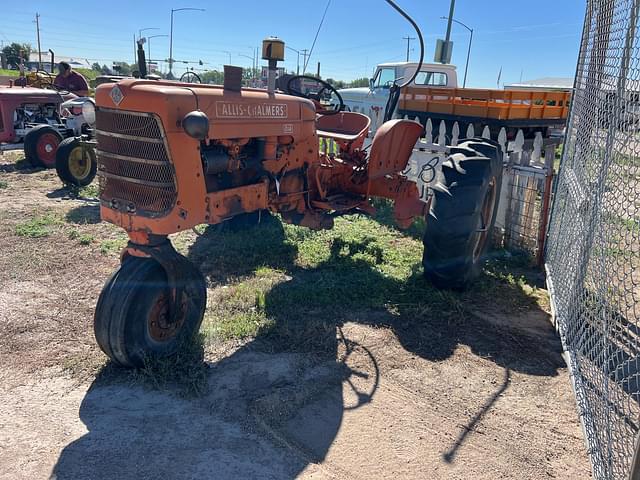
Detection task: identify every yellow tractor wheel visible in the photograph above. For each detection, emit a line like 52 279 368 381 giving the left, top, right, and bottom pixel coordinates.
55 137 97 187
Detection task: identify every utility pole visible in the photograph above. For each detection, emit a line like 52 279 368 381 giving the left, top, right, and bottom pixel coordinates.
301 49 309 74
435 0 456 64
35 13 42 70
286 46 301 75
403 36 415 62
444 0 456 46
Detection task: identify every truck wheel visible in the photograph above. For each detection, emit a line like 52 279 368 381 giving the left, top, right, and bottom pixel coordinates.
24 125 63 168
94 256 207 368
422 139 503 289
55 137 97 186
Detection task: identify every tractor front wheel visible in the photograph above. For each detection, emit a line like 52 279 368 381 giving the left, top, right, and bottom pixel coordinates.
94 256 207 368
422 139 503 290
55 137 97 187
24 125 63 168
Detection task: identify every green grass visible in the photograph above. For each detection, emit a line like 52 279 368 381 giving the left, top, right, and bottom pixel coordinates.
15 213 62 238
0 69 19 77
0 68 96 80
191 214 543 356
617 217 640 234
67 183 99 199
100 238 127 255
75 68 99 81
0 180 8 189
93 333 209 397
70 230 96 245
78 233 94 245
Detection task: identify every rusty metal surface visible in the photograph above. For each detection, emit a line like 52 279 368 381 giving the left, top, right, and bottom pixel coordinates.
368 120 423 180
96 108 177 218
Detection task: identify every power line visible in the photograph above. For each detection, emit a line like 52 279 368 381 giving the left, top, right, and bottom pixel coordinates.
304 0 331 73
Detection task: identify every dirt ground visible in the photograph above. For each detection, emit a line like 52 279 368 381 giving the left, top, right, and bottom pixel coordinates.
0 153 591 479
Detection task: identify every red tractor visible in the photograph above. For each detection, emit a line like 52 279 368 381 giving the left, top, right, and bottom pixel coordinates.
91 1 503 367
0 83 97 186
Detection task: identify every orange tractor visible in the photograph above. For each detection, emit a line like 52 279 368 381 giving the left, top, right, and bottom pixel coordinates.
93 2 503 367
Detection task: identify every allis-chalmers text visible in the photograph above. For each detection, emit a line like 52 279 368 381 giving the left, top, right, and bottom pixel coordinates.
216 102 288 118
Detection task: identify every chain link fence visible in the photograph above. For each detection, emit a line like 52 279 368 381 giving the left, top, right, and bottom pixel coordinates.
546 1 640 478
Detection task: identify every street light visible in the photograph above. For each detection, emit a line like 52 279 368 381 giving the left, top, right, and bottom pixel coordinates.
286 46 301 75
237 53 255 69
440 16 473 88
222 51 232 65
139 27 159 40
237 53 255 85
169 7 205 78
147 34 169 72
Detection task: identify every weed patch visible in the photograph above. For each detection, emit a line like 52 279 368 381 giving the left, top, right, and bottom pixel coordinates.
15 213 62 238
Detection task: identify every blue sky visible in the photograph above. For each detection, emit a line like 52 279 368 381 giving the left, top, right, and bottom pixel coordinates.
1 0 584 88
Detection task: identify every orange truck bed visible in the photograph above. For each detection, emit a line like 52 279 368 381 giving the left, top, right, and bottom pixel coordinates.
399 86 570 125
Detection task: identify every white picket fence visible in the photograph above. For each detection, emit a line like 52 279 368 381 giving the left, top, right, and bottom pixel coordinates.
406 116 560 263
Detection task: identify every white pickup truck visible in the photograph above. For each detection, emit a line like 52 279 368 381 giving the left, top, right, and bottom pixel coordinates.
337 62 458 132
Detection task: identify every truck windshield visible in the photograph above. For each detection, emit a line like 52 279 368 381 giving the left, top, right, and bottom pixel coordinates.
414 71 448 86
374 67 397 88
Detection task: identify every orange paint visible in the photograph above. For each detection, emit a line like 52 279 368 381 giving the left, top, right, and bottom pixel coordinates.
95 79 428 244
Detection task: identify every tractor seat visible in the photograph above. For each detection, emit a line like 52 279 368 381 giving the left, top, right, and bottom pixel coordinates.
316 112 371 143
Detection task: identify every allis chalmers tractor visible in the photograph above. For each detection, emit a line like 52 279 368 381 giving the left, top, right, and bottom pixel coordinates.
92 1 503 367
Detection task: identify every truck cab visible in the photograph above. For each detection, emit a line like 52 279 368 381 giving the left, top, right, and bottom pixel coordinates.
337 62 458 133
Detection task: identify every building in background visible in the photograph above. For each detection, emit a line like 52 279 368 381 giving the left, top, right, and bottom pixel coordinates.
505 77 573 91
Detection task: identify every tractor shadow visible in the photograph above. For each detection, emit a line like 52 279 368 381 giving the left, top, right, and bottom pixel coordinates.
64 204 101 224
0 156 41 173
51 216 563 479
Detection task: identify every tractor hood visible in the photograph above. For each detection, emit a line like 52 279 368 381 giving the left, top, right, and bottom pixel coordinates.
95 79 317 141
0 86 64 102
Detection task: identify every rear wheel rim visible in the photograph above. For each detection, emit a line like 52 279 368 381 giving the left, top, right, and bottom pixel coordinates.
472 178 497 263
36 132 60 166
147 290 186 343
67 146 91 180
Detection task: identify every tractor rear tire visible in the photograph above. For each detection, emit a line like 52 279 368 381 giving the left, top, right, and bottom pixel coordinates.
422 139 503 290
94 256 207 368
55 137 97 187
24 125 63 168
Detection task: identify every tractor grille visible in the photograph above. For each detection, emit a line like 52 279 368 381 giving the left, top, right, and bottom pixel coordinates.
96 108 176 217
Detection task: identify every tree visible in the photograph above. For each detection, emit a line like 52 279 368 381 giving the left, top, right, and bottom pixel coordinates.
100 64 111 75
325 78 346 89
112 62 133 76
349 77 370 88
91 62 102 71
201 69 224 85
2 42 32 68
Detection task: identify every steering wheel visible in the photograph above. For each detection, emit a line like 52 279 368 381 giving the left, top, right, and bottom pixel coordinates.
49 83 71 96
285 75 344 115
180 71 202 84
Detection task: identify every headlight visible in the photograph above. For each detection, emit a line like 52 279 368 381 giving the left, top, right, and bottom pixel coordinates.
81 100 96 125
182 110 209 140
